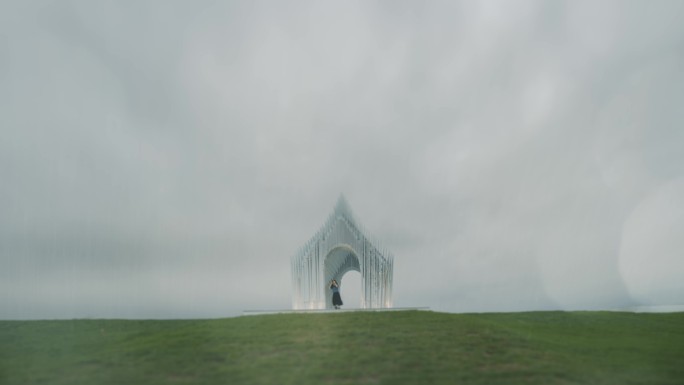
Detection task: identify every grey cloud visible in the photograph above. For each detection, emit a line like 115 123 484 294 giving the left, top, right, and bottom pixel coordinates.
1 0 683 319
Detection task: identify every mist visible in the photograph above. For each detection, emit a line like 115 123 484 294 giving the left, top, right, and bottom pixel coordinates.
1 1 683 319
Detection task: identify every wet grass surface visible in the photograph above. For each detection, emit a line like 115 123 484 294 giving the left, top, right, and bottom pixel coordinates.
1 311 683 384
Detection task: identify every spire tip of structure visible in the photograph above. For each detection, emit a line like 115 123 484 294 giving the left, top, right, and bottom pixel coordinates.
335 194 348 209
334 194 353 218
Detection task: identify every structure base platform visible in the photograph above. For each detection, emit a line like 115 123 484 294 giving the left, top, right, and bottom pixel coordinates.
243 307 430 316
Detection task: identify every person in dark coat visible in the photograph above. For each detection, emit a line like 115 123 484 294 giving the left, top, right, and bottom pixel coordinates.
330 279 343 309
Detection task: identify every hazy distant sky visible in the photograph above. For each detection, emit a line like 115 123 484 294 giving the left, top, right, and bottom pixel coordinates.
1 1 683 319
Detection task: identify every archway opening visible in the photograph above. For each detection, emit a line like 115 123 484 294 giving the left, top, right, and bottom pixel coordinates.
341 270 362 309
323 245 361 309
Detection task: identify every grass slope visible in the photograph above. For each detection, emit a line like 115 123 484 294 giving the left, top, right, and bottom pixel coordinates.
1 311 683 385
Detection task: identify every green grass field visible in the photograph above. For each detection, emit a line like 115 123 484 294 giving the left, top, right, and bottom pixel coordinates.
1 311 683 385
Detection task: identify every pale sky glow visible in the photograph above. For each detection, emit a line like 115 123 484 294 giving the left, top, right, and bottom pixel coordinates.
1 1 683 319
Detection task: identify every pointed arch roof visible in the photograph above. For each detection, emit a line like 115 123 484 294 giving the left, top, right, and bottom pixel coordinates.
295 195 393 265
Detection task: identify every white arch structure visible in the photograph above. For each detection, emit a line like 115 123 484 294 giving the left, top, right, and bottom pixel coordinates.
291 197 394 309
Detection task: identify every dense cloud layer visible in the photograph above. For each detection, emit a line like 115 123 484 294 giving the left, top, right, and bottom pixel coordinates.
2 1 683 319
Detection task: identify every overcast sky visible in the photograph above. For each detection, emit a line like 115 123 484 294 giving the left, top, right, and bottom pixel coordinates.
1 1 683 319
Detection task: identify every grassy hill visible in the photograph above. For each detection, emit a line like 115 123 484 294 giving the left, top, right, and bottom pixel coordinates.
1 311 683 385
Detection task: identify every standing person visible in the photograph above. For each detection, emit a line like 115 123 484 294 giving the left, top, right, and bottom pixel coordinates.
330 279 343 309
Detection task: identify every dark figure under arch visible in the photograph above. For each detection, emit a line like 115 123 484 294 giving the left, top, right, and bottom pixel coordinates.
330 279 343 309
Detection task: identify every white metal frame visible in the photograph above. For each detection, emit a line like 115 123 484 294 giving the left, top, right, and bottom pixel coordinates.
291 197 394 309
